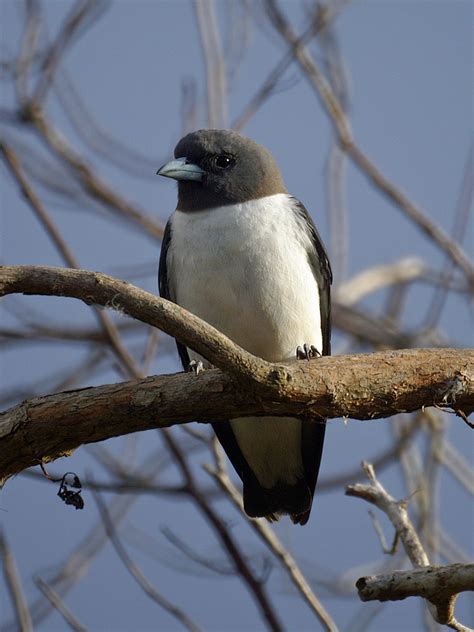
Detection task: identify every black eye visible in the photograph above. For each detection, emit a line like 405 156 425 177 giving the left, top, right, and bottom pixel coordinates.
213 154 234 170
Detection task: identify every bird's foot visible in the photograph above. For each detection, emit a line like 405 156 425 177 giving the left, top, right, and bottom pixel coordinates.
296 344 321 361
187 359 204 375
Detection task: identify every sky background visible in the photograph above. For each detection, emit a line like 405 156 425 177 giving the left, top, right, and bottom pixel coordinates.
1 1 473 631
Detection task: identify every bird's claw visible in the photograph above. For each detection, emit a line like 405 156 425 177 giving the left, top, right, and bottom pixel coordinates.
296 344 321 361
187 359 204 375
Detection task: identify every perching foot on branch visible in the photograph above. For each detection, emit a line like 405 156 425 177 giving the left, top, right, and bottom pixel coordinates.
187 359 205 375
296 344 321 361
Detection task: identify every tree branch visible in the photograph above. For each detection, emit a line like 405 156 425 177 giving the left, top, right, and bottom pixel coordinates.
355 563 474 605
0 265 269 383
347 463 474 631
0 264 472 485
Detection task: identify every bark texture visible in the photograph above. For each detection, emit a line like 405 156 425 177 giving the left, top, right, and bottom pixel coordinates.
0 265 472 485
0 349 472 486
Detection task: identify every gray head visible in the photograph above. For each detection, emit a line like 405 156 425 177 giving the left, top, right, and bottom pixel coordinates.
157 129 287 211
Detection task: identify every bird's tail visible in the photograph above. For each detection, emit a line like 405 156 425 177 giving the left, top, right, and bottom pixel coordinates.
243 478 313 526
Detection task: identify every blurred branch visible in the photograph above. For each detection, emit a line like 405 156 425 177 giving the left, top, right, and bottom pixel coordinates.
93 491 203 632
2 452 179 632
15 0 41 106
54 71 162 176
321 15 351 284
0 529 33 632
1 142 141 377
232 1 349 131
317 413 420 493
161 430 284 632
423 142 474 329
21 469 212 499
8 0 162 240
20 105 163 239
346 463 473 631
263 0 474 285
204 458 338 631
0 264 269 381
34 576 88 632
437 439 474 496
194 0 227 128
33 0 97 103
160 527 236 576
0 321 143 347
332 302 437 349
335 258 426 306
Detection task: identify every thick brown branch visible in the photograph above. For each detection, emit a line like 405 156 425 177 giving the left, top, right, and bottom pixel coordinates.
0 347 472 486
0 264 472 485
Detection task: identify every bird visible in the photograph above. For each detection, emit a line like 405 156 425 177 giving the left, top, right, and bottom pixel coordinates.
157 129 332 525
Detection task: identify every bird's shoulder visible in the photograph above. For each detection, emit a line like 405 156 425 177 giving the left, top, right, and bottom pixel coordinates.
289 197 333 287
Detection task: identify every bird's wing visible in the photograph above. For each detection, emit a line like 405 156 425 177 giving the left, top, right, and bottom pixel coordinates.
292 199 332 523
158 218 191 368
292 198 332 355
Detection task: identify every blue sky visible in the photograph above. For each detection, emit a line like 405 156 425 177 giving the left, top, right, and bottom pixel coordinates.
1 1 472 630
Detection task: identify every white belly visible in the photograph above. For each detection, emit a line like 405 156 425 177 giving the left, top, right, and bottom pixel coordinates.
167 194 322 488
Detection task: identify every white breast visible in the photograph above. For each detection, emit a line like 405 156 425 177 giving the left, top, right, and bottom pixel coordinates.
167 193 323 488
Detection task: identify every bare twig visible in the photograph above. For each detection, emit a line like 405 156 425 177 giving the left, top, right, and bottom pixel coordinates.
161 430 284 631
0 142 141 377
15 0 40 107
321 17 351 284
194 0 227 128
34 576 88 632
424 142 474 328
264 0 474 283
437 440 474 496
346 463 473 630
93 490 203 632
22 106 163 240
335 258 426 306
232 2 349 131
317 414 420 492
33 0 97 103
346 462 429 567
0 529 33 632
204 458 338 632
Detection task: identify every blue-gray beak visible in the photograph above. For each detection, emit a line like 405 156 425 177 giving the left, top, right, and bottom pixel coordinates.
156 157 204 182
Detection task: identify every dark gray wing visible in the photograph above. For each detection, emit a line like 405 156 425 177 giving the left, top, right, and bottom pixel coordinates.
292 198 332 524
158 218 190 368
292 198 332 355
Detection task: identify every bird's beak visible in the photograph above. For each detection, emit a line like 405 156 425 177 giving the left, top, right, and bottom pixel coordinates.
156 157 204 182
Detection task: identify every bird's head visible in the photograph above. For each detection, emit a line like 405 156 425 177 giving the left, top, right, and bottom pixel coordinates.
157 129 287 211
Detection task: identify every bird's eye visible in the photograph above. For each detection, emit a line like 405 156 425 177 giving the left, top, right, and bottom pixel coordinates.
213 154 234 170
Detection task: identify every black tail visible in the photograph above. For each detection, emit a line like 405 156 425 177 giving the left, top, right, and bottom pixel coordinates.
243 478 313 525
